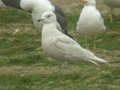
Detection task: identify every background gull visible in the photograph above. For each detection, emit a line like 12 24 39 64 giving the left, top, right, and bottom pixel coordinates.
0 0 68 35
0 0 21 9
0 0 4 6
40 11 108 66
104 0 120 22
76 0 107 49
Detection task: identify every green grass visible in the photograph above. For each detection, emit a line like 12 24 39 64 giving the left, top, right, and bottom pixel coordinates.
0 7 120 90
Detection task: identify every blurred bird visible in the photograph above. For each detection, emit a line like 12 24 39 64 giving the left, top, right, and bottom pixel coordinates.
76 0 107 49
40 11 108 66
0 0 68 35
0 0 4 6
104 0 120 23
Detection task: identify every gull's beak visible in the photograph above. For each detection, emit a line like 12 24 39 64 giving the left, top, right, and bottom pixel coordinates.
82 0 87 4
37 18 44 22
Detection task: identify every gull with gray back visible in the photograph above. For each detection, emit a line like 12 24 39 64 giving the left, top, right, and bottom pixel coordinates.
40 11 108 66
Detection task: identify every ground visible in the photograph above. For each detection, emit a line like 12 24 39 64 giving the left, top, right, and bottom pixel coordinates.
0 0 120 90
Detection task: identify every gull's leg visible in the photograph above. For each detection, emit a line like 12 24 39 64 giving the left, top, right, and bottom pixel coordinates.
57 60 69 74
58 60 68 69
55 61 63 77
85 36 89 49
63 61 68 69
93 36 97 51
58 61 63 70
110 8 113 23
63 61 68 73
55 61 63 79
110 14 113 23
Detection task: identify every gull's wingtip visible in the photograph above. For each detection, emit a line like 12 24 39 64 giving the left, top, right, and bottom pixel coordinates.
95 57 109 65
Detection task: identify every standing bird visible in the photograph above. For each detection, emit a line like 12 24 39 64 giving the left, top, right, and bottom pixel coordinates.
76 0 107 49
104 0 120 23
40 11 108 66
0 0 68 35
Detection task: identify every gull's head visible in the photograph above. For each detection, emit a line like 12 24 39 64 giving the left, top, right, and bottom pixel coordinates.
38 11 56 24
82 0 96 6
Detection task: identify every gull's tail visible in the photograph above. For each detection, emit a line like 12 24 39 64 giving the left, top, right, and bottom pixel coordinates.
83 49 108 65
89 56 108 65
95 56 108 63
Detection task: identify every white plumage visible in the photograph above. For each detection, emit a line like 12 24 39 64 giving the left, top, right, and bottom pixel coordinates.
0 0 5 6
20 0 55 28
77 0 106 36
0 0 68 34
0 0 55 29
40 11 108 65
20 0 68 34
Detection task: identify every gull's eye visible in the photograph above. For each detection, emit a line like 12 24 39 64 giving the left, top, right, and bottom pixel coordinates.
37 19 41 22
47 15 51 18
